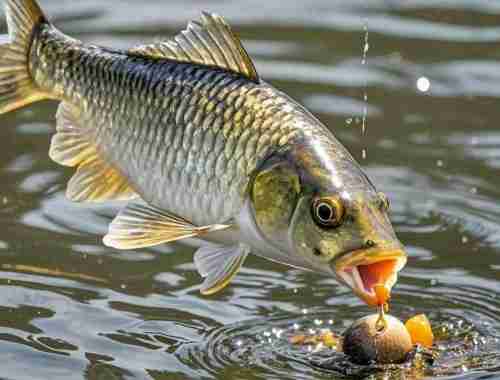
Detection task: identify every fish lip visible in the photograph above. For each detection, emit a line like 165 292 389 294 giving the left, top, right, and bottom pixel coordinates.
334 245 407 306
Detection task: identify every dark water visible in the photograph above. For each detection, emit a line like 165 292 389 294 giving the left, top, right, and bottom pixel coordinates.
1 0 500 379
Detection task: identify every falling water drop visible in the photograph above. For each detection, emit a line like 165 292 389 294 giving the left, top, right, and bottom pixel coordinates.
361 24 369 65
361 24 369 135
417 76 431 92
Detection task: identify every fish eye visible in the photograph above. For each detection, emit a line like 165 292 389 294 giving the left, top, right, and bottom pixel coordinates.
312 196 345 228
378 192 390 211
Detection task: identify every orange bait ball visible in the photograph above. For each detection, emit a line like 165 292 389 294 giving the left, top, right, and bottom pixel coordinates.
374 284 391 306
405 314 434 348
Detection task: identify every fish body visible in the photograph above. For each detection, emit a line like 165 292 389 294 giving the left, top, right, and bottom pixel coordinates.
32 24 305 226
0 0 407 304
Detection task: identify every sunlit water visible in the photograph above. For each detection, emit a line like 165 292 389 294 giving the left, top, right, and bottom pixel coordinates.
0 0 499 379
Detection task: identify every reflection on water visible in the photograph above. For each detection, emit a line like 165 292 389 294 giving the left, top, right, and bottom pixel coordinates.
0 0 500 379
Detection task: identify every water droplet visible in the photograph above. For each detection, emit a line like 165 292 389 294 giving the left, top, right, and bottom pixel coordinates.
361 24 369 65
417 76 431 92
362 103 367 134
313 342 324 353
272 328 283 338
436 160 444 167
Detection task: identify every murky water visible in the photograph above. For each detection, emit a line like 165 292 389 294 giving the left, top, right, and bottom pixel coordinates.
1 0 500 379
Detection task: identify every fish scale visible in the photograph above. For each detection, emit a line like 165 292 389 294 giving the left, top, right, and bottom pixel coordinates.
0 0 407 300
30 26 301 225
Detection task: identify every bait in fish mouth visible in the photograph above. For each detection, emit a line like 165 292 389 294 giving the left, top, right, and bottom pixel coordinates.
0 0 407 305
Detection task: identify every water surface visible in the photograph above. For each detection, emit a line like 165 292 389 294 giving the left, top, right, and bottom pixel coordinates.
0 0 500 379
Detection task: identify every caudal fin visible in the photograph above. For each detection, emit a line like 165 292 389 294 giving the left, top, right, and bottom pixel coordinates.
0 0 47 113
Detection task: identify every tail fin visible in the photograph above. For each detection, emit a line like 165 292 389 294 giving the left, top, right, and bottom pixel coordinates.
0 0 47 113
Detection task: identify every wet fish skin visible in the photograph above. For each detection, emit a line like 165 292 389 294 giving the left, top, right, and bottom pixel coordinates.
0 0 407 304
31 23 307 225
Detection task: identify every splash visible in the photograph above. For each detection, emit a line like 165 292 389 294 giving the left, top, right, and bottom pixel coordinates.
190 311 500 379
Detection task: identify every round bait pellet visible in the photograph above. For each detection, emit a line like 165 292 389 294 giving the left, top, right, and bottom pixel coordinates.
342 314 413 365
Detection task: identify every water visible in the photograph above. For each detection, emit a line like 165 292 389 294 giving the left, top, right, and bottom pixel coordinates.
1 0 500 379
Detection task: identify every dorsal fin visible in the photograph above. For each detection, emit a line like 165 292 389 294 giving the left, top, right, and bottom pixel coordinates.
129 12 259 82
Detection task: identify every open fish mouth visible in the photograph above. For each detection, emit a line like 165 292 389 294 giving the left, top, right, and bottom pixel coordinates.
334 246 407 306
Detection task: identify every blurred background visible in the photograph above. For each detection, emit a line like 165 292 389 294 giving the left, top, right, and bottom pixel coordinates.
0 0 499 379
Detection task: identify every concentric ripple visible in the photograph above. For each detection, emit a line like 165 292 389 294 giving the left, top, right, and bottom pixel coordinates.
183 305 500 380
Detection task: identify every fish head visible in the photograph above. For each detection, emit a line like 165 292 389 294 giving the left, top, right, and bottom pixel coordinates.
248 133 406 306
288 187 407 306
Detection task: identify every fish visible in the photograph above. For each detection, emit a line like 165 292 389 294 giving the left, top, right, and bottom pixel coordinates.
0 0 407 305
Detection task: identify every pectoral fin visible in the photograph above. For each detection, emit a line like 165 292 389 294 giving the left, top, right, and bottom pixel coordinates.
194 243 249 295
103 200 232 249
